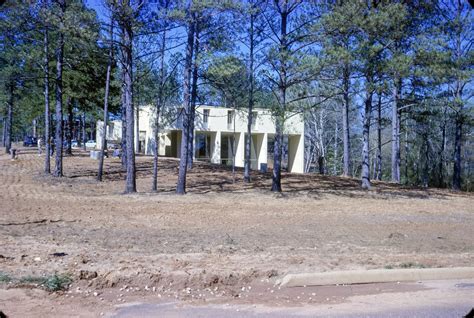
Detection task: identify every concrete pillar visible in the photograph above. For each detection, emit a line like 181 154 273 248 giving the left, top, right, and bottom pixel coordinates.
211 131 221 164
96 121 104 150
234 132 245 167
257 133 268 170
250 133 267 170
288 134 304 173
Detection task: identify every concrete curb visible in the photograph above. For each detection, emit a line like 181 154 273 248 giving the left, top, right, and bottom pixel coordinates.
279 267 474 287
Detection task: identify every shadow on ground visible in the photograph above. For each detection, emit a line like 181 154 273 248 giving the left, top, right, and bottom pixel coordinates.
46 148 462 200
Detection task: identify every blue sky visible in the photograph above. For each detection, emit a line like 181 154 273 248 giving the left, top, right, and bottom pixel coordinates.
85 0 109 22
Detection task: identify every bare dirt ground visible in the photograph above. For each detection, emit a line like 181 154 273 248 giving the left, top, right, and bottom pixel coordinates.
1 146 473 317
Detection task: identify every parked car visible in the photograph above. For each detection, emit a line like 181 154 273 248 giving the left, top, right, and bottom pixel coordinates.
63 139 79 149
85 140 97 149
23 136 37 147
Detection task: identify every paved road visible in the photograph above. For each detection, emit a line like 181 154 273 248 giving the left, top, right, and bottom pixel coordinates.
110 280 474 318
112 303 473 318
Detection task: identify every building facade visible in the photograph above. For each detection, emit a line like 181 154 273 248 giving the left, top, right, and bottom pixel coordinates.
97 105 305 173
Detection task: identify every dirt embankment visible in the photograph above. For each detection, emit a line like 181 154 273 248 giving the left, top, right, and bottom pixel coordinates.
1 147 473 297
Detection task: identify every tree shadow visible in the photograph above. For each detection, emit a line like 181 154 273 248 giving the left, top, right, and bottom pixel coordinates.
62 150 459 200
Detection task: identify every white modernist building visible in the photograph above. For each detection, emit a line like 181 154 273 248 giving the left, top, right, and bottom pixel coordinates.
97 105 305 173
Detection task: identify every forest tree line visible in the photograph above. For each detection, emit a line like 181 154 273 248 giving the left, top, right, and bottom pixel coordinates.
0 0 472 192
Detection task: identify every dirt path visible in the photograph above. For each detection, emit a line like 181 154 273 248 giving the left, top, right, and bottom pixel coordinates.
1 147 473 315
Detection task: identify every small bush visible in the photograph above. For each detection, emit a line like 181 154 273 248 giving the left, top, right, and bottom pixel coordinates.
18 274 72 291
43 274 72 292
0 272 11 283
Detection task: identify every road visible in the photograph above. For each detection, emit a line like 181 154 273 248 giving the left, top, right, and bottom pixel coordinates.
110 279 474 318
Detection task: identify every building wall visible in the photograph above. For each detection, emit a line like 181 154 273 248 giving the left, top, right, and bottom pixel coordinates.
97 105 305 173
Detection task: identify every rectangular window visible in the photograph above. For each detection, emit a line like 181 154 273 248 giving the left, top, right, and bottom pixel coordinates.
227 110 234 125
203 109 210 123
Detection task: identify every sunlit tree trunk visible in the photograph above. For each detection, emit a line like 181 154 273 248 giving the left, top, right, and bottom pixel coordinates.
272 3 289 192
361 91 373 189
391 77 401 183
65 97 73 155
43 17 51 173
187 17 200 170
375 94 382 181
244 9 256 183
5 82 13 155
176 9 195 195
342 63 351 177
98 17 113 182
53 0 65 177
121 10 136 193
152 16 168 192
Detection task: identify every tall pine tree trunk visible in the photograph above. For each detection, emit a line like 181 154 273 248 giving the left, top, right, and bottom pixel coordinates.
422 133 429 188
98 17 113 182
176 13 195 195
272 4 289 193
152 103 161 192
391 77 401 183
135 100 139 153
53 0 65 177
375 94 382 180
120 75 127 169
5 82 13 154
121 13 136 193
342 63 352 177
152 105 161 191
152 22 167 192
135 79 140 153
404 116 409 184
453 114 463 190
244 11 255 183
438 109 447 187
333 119 338 175
187 18 200 170
272 118 283 192
43 21 51 173
2 116 6 147
65 97 73 155
81 112 86 151
361 91 373 189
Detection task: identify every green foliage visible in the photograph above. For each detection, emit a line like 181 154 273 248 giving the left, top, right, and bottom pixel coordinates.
204 56 248 108
0 272 12 283
43 274 72 291
18 273 72 291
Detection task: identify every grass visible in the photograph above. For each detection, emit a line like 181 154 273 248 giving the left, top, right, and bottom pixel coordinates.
0 272 12 283
1 272 72 292
399 262 427 269
384 262 428 270
19 275 47 284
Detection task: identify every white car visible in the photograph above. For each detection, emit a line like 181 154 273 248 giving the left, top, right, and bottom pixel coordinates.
85 140 97 149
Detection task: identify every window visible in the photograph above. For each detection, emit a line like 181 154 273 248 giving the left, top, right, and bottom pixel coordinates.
227 110 234 125
203 109 210 123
